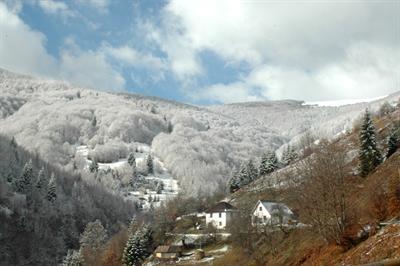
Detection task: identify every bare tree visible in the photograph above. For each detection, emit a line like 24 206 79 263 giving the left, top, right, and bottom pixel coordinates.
294 141 349 245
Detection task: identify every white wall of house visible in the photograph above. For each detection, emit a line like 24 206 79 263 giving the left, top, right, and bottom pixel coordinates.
252 202 271 225
206 211 232 229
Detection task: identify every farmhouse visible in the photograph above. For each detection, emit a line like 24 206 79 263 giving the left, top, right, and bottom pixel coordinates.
154 245 182 260
252 200 296 226
206 202 237 229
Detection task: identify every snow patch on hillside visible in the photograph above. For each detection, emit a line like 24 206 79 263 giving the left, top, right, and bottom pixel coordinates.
304 95 388 107
75 143 179 209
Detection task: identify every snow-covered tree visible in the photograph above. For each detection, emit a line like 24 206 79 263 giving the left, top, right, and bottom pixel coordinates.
246 159 258 183
122 229 145 266
228 168 241 193
62 250 82 266
259 151 278 176
281 145 297 166
89 160 99 173
91 115 97 127
79 220 107 252
46 173 57 202
128 152 136 167
146 155 153 175
15 159 33 194
359 110 382 177
156 182 164 194
35 167 47 192
387 126 399 158
229 160 258 193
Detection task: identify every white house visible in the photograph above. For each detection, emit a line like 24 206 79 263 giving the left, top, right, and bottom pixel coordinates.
252 200 296 226
205 202 237 230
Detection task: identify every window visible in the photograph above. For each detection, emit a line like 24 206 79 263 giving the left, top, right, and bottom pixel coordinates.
263 216 267 221
259 206 262 211
219 222 222 226
219 212 222 218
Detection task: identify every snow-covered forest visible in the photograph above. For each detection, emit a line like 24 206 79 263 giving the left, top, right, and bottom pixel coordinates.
0 68 398 196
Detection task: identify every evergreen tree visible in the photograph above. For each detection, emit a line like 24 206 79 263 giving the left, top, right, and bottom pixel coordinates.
128 152 136 167
146 155 154 175
15 159 33 194
91 116 97 127
138 225 152 258
62 250 82 266
387 126 399 158
359 110 382 177
79 220 107 252
129 163 138 188
123 224 152 266
36 167 47 192
89 160 99 173
228 168 241 193
246 159 258 182
122 228 145 266
281 145 297 166
259 151 278 176
46 173 57 202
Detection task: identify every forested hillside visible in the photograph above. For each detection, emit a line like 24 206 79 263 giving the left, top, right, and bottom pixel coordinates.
0 135 135 265
1 68 398 196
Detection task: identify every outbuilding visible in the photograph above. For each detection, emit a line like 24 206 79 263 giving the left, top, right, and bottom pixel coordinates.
154 245 182 260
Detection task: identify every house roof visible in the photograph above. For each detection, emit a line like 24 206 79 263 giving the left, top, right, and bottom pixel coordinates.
254 200 295 218
207 202 236 213
154 245 182 253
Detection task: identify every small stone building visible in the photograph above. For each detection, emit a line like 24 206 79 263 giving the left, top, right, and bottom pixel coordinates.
154 245 182 260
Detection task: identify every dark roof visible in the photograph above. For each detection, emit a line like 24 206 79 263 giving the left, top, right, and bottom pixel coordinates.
207 202 236 213
154 245 182 253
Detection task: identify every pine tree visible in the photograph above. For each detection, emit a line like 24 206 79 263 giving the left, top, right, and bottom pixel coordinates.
359 110 382 177
46 173 57 202
129 163 138 188
228 168 241 193
128 152 136 167
15 159 33 194
62 250 82 266
146 155 153 175
246 159 258 183
36 167 47 192
281 145 297 166
79 220 107 252
91 116 97 127
259 151 278 176
89 160 99 173
122 228 145 266
387 127 399 158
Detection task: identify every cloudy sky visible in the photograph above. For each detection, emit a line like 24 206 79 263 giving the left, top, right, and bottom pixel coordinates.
0 0 399 104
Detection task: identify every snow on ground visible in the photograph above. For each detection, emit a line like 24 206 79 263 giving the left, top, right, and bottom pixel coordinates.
75 143 179 210
304 95 388 107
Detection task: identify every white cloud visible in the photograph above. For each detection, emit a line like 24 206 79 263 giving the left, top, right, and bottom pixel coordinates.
105 45 166 71
37 0 73 17
0 2 125 91
157 0 400 102
0 2 58 76
197 42 400 103
59 40 125 91
192 82 260 104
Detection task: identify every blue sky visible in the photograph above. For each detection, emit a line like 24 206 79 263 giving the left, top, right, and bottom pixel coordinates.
0 0 399 104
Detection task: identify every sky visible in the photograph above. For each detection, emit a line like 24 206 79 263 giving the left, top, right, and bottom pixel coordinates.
0 0 399 104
